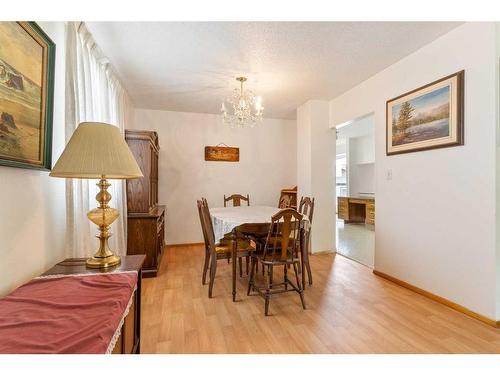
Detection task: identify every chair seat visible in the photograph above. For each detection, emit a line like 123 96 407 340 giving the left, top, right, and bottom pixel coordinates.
256 252 299 265
223 232 246 240
215 244 230 254
216 238 254 253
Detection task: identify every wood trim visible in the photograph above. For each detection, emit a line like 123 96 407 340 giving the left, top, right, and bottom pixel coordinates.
311 250 336 255
165 242 204 248
373 270 500 328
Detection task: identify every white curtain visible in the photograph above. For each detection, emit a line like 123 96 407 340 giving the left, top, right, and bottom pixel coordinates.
64 22 133 258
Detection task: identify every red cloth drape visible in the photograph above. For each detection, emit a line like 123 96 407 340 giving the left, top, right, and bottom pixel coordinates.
0 272 137 354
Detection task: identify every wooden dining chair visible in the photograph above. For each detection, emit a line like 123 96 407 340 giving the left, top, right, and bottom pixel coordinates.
198 198 240 284
197 199 214 286
278 194 292 208
223 194 251 274
197 199 254 298
224 194 250 207
298 196 315 286
247 208 306 316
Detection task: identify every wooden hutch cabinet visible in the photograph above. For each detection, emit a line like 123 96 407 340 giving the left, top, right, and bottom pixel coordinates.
125 130 166 278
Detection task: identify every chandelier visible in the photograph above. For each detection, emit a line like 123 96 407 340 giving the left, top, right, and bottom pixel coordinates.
221 76 264 128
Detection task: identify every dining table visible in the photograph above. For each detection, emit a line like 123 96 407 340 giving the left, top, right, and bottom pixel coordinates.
209 205 308 302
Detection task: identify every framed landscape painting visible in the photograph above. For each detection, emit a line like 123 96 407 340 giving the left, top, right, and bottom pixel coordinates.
386 71 464 155
0 22 55 170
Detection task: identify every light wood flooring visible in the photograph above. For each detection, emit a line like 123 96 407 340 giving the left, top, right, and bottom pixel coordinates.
141 244 500 353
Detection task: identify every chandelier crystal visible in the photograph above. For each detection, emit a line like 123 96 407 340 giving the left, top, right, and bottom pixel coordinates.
221 76 264 128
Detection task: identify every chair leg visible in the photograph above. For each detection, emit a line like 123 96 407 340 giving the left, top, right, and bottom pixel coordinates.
208 253 217 298
284 264 288 291
304 234 313 285
246 256 249 275
247 257 256 295
254 245 258 273
305 258 313 285
239 257 243 278
265 296 270 316
269 264 274 289
293 262 306 310
301 251 306 291
264 266 271 316
202 246 210 285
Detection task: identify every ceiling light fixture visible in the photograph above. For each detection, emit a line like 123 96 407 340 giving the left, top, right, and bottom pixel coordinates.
221 76 264 128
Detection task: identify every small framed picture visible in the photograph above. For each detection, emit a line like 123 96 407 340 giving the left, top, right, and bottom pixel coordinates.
386 70 464 156
0 22 55 170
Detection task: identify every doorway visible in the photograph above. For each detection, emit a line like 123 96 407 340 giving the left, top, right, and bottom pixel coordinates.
334 113 375 267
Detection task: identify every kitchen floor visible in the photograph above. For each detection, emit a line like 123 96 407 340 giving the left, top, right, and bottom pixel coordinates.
336 216 374 267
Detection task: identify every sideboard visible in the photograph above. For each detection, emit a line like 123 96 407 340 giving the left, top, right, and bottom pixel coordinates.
338 196 375 225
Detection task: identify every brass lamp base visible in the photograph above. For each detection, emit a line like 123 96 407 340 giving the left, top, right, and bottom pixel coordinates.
86 177 122 269
86 254 121 269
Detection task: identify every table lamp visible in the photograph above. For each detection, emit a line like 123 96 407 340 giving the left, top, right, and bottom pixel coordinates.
50 122 143 268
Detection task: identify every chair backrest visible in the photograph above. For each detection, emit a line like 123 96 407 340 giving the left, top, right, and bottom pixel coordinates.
278 194 292 208
197 199 210 249
198 198 217 252
263 208 303 262
224 194 250 207
201 198 216 237
298 196 315 223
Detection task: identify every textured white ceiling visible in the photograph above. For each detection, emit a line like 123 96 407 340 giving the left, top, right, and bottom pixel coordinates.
86 22 461 120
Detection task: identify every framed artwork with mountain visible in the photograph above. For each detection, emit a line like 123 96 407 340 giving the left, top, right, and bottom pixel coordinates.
386 71 464 156
0 22 55 170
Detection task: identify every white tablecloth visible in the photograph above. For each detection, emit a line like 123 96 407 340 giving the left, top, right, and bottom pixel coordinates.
209 206 281 242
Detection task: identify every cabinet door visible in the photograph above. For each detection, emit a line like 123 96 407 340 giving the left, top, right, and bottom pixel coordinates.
123 298 136 354
111 295 137 354
153 149 158 207
127 218 157 270
157 213 165 257
149 145 154 211
126 139 151 213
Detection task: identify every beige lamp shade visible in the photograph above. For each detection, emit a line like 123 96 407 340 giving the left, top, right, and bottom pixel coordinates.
50 122 143 179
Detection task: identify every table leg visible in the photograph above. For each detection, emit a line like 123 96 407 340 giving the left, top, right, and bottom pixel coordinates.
232 229 237 302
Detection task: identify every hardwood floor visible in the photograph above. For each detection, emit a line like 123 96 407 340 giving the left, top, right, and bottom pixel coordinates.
141 244 500 353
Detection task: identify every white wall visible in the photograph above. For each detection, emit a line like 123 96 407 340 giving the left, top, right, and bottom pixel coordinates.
337 114 375 139
297 103 312 197
132 109 297 245
348 135 375 197
0 22 66 296
336 139 346 156
330 22 498 320
297 100 336 253
495 22 500 321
